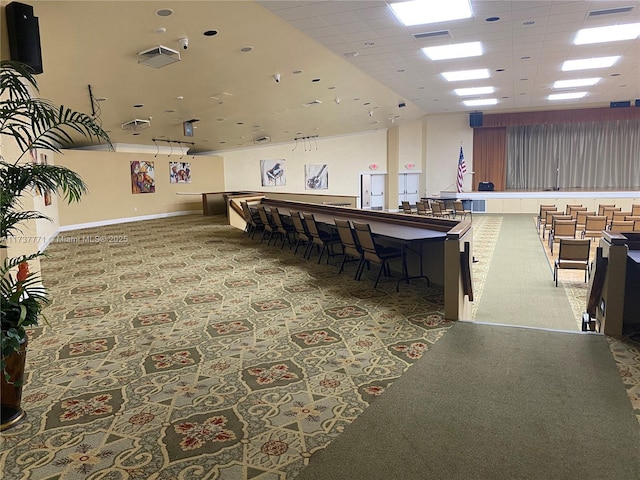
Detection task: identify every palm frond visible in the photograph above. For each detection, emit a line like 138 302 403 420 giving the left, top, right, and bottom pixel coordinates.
0 60 38 103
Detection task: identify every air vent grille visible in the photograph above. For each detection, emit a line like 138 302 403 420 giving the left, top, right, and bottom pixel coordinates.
588 6 634 17
412 30 451 40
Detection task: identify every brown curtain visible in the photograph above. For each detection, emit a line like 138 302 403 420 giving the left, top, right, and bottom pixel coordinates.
472 127 506 191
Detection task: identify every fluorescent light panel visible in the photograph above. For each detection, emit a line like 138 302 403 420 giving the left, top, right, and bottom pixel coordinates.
390 0 472 27
463 98 498 106
442 69 490 81
549 92 587 100
574 23 640 45
422 41 482 60
562 56 620 71
552 78 600 89
454 86 494 96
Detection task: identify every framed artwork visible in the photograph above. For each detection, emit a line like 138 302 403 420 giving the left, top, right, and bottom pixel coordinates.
170 161 191 183
261 159 285 186
305 164 328 190
131 161 156 194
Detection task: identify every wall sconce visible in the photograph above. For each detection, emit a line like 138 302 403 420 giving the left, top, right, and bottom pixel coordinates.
405 163 415 169
369 164 379 170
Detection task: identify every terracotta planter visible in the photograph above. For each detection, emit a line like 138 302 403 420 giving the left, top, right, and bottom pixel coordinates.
0 335 28 431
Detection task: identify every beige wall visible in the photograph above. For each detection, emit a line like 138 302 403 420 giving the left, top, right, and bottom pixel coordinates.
425 114 474 197
54 149 224 227
222 130 388 195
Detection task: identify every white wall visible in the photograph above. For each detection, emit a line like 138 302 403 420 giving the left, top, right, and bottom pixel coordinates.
425 114 474 197
222 130 388 196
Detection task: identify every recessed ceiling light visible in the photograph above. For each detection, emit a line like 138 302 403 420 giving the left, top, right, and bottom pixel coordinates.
390 0 472 27
204 30 218 37
239 46 253 53
463 98 498 106
442 68 490 81
553 78 600 89
422 41 482 60
133 104 144 108
312 78 320 82
574 23 640 45
454 86 495 96
549 92 587 100
156 8 173 17
486 16 500 22
562 56 620 71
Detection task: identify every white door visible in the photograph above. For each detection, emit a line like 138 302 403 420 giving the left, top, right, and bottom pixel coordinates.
370 174 385 210
398 173 419 205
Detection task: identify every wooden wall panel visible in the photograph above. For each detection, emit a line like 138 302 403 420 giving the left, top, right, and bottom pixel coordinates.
472 127 507 191
482 106 640 127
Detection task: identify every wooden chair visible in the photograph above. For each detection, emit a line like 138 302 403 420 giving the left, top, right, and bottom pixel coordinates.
289 210 312 257
270 207 295 249
554 238 591 287
581 215 607 239
303 213 338 264
334 218 365 278
453 200 472 220
352 221 403 288
612 211 632 222
635 220 640 232
610 220 635 232
431 201 451 218
537 205 557 232
549 219 577 254
632 204 640 216
415 200 431 216
543 212 570 240
565 204 583 215
568 206 587 219
401 201 413 214
256 204 276 245
597 204 616 215
575 211 594 230
602 206 621 229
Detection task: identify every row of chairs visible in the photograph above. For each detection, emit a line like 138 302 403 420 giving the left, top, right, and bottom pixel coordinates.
539 204 640 242
240 201 404 288
543 203 640 287
401 200 471 220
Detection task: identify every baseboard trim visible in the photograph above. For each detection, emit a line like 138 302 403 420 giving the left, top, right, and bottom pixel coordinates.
57 211 199 233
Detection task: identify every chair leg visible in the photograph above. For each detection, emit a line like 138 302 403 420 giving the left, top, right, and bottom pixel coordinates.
317 244 327 264
373 263 386 288
554 264 558 287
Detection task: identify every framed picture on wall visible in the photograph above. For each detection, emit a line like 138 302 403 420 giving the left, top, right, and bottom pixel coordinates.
131 161 156 194
305 164 328 190
261 159 285 186
170 161 191 183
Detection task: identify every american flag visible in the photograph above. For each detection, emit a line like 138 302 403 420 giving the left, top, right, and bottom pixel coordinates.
456 146 467 193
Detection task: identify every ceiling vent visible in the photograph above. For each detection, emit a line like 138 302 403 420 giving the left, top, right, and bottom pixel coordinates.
121 118 151 132
137 46 181 68
412 30 452 40
254 136 271 144
588 6 634 17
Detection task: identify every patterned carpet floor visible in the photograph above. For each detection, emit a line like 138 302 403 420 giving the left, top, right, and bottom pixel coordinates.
1 215 451 479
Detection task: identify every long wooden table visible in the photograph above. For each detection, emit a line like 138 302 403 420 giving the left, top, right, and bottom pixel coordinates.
243 198 473 321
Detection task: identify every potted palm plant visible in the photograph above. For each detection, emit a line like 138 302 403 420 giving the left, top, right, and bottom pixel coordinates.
0 60 111 430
